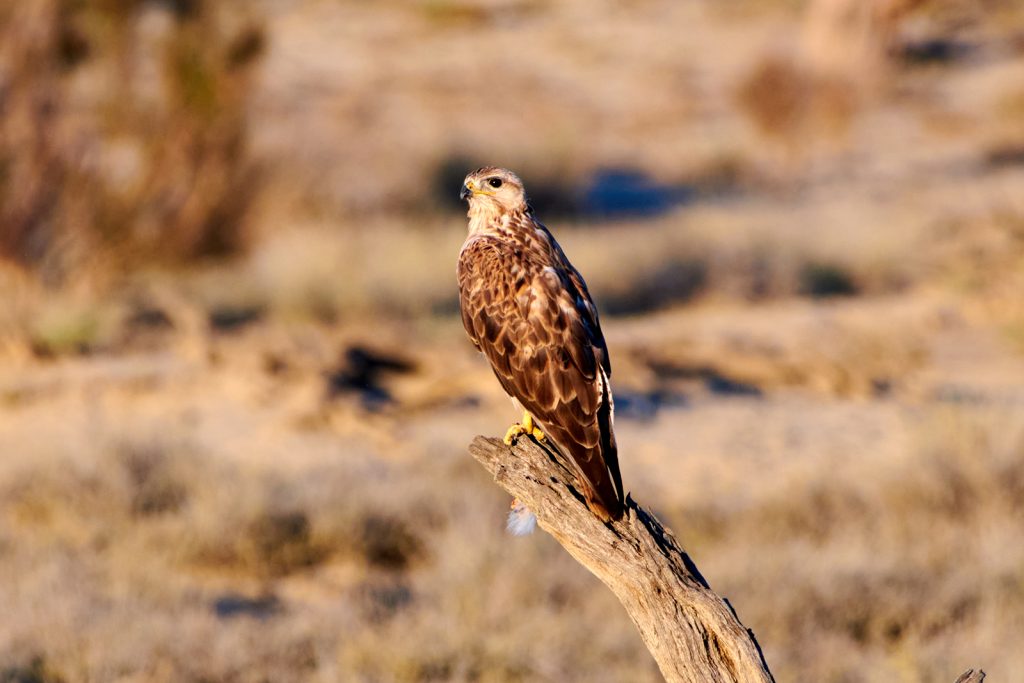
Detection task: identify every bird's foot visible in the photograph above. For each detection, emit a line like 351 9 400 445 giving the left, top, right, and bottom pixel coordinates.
503 411 545 445
503 422 526 445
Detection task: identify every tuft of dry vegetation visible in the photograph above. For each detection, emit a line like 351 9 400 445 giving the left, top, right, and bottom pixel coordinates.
735 54 858 148
0 0 264 278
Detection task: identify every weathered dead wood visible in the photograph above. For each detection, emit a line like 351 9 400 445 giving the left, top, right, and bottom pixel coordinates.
954 669 986 683
468 435 775 683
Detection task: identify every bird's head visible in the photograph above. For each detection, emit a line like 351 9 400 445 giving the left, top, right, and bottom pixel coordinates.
460 167 528 216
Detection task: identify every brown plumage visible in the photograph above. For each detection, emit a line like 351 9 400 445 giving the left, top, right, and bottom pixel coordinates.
456 167 624 521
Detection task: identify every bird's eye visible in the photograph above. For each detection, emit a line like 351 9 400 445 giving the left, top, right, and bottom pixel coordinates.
488 178 503 188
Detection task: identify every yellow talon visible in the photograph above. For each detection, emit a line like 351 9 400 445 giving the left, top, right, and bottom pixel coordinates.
524 412 545 441
503 423 525 445
504 411 545 445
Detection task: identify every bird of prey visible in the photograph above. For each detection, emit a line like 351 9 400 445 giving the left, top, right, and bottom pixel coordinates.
456 167 624 523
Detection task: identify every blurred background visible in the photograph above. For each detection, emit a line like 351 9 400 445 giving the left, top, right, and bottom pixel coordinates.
1 0 1023 681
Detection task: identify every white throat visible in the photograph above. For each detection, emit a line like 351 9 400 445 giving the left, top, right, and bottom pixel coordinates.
466 201 510 236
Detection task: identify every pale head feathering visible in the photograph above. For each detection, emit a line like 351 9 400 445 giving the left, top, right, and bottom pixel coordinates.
460 167 529 230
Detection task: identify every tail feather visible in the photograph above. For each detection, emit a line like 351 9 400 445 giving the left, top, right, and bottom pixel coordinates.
541 367 624 522
594 367 624 519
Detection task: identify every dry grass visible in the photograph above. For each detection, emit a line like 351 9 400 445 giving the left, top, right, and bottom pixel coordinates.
1 310 1021 681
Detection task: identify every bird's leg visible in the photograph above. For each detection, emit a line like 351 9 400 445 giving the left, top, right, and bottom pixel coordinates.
503 410 546 445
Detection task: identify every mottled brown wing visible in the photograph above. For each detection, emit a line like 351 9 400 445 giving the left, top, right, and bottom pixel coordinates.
542 221 611 378
457 235 623 520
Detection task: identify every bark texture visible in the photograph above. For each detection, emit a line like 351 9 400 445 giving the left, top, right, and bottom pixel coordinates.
468 435 774 683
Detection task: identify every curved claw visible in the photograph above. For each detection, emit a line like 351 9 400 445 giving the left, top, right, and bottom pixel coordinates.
504 412 545 445
503 422 526 445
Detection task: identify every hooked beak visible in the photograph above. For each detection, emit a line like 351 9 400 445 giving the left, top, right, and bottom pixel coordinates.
459 183 472 201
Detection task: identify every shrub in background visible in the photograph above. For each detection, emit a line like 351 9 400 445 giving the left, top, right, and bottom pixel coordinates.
0 0 265 281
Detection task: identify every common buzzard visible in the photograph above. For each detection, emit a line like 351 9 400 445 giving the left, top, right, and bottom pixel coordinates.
457 167 624 523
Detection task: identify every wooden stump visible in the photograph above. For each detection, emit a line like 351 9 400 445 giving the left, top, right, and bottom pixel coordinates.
468 435 774 683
